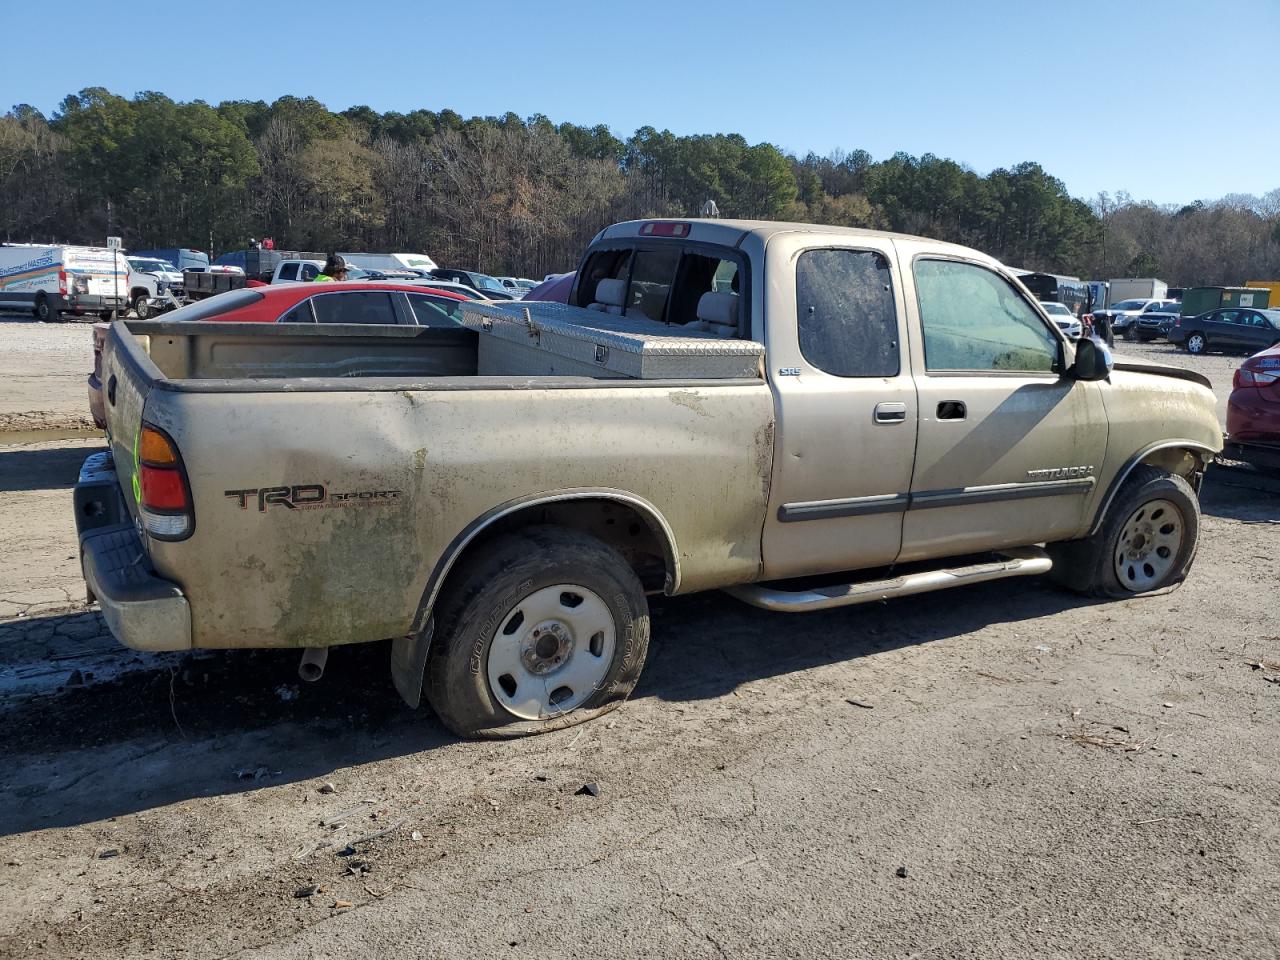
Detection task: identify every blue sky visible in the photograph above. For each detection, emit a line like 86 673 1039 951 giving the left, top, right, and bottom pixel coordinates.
2 0 1275 206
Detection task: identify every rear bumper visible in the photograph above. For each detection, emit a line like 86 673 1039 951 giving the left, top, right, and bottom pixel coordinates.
76 453 192 652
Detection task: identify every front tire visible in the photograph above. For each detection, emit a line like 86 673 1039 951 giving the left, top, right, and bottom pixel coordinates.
425 526 650 739
1185 332 1207 354
1048 465 1200 598
132 293 150 319
1123 324 1137 341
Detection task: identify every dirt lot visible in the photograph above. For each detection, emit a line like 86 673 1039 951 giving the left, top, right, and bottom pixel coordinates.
1 319 1278 959
0 313 100 431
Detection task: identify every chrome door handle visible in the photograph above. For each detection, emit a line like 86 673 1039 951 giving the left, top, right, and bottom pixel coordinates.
873 401 907 423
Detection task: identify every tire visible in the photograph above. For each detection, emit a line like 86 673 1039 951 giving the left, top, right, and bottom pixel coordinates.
132 293 150 319
1047 465 1200 599
34 294 55 322
99 310 116 322
1185 332 1207 354
424 526 650 739
1122 323 1137 341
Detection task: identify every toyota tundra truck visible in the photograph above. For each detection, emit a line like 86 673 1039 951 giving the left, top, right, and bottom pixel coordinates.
74 219 1222 738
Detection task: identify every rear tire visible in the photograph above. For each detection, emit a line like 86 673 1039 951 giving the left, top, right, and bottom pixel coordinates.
424 526 650 739
1048 465 1200 598
1185 332 1207 354
34 294 55 322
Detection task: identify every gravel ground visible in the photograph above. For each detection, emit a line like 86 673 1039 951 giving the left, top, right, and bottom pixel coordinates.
0 313 100 431
0 320 1277 959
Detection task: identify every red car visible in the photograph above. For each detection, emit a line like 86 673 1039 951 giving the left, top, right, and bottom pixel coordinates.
1225 344 1280 470
88 283 470 428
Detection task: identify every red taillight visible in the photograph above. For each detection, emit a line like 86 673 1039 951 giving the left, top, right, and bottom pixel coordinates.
639 221 691 237
1175 317 1182 327
1234 367 1280 388
141 465 187 509
58 269 67 294
136 423 194 540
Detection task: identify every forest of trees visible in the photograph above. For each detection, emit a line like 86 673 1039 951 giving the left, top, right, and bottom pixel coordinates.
3 88 1279 284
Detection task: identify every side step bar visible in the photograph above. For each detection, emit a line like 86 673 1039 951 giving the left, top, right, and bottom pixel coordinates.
724 548 1052 613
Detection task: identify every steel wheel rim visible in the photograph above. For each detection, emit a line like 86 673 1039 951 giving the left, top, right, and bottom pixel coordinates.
1114 498 1184 591
486 583 616 720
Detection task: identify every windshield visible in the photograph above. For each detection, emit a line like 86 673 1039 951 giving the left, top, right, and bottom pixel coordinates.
474 274 507 293
1111 299 1148 310
1040 302 1072 316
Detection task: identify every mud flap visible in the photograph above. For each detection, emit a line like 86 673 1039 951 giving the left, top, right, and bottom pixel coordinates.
390 617 434 708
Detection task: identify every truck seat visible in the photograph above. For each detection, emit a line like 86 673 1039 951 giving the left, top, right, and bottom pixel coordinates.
587 278 626 314
686 292 739 337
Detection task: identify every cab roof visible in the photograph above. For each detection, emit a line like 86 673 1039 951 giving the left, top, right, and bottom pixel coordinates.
596 218 998 264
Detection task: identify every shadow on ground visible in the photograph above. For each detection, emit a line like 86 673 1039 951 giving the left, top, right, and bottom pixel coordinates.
1 464 1272 836
0 443 104 492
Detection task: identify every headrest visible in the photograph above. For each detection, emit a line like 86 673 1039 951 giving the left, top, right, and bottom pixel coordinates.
697 291 738 328
595 277 626 307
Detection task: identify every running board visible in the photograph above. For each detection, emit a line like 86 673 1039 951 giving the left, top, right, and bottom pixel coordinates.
724 548 1052 613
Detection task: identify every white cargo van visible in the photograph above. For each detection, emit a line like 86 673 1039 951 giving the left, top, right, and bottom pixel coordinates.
0 243 131 321
339 252 438 274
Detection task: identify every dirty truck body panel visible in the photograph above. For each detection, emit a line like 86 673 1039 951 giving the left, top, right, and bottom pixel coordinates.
84 219 1222 663
95 320 773 650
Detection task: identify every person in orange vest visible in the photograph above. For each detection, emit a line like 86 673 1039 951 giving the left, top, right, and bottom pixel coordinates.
314 254 348 282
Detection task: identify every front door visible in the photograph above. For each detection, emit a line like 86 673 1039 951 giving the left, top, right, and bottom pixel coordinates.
896 249 1107 562
761 239 918 580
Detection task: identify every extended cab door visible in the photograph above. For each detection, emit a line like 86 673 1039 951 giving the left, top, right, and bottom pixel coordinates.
895 245 1107 561
760 236 918 579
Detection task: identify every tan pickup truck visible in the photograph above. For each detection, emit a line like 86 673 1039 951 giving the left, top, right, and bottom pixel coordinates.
75 219 1221 738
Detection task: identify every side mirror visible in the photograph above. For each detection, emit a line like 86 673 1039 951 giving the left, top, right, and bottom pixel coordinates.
1072 336 1113 381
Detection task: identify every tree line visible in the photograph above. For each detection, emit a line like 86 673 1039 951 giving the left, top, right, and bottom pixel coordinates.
2 88 1278 284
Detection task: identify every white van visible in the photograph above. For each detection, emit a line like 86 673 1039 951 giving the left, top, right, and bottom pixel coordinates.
0 243 131 321
339 252 438 274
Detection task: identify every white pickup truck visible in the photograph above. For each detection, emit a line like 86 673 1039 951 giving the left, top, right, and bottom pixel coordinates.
75 219 1221 738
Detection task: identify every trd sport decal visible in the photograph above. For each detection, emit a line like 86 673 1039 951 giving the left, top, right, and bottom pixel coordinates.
225 485 402 512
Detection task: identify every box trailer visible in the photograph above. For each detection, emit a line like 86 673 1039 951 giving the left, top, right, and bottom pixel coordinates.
1107 278 1168 302
1180 286 1271 316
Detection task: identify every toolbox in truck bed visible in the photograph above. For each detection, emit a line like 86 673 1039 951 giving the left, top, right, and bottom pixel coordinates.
459 300 763 380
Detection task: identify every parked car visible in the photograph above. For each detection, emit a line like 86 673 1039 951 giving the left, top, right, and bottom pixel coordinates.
523 271 575 303
1131 300 1182 342
1167 308 1280 355
430 268 516 299
77 218 1220 739
496 276 538 297
1225 345 1280 470
365 278 482 299
85 284 470 423
1091 299 1153 340
1039 301 1082 339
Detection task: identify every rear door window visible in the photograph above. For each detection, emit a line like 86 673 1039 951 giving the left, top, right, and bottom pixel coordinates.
407 294 464 327
311 291 399 325
278 263 299 281
796 249 899 377
626 248 680 322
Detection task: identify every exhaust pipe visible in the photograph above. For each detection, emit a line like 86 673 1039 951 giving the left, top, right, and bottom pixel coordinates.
298 646 328 683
